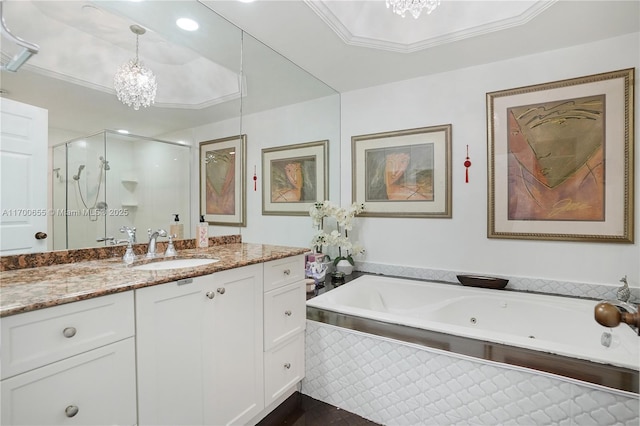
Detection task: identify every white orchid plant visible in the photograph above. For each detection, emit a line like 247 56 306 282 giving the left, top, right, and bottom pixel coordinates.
310 201 365 266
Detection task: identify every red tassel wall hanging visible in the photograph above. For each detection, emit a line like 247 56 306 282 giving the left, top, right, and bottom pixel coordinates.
464 145 472 183
253 165 257 191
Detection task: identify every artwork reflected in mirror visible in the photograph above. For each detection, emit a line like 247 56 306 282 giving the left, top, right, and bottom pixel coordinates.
205 148 236 215
262 140 328 216
200 135 246 227
270 157 316 203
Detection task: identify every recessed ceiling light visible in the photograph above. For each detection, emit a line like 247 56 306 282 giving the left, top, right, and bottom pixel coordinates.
238 0 255 3
176 18 199 31
117 129 130 134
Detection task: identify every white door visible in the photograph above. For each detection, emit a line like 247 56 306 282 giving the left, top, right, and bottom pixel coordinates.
0 97 48 254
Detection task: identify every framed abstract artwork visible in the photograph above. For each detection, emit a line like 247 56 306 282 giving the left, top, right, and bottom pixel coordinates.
199 134 246 227
487 68 634 242
262 140 328 215
351 125 452 218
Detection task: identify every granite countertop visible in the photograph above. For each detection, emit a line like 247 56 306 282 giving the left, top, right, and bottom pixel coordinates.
0 242 308 317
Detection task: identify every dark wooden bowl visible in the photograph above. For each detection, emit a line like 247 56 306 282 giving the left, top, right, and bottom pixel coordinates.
456 275 509 289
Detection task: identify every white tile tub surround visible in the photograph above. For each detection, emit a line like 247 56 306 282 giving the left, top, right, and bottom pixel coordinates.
302 321 639 426
355 261 640 302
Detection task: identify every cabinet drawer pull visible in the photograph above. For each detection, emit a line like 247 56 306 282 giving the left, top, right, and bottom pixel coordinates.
283 269 290 276
284 310 292 316
217 287 226 294
62 327 77 338
284 362 291 369
65 405 79 418
205 291 215 299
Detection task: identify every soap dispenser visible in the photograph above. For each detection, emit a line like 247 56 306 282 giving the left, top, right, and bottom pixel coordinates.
197 215 209 248
170 214 184 240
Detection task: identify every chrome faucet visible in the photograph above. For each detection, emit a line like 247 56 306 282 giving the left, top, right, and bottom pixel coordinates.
119 226 137 264
601 299 638 315
595 300 639 334
146 228 167 258
120 226 137 244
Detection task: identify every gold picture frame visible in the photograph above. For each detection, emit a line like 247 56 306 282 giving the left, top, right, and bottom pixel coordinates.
351 125 452 218
199 134 246 227
262 140 329 216
487 68 634 242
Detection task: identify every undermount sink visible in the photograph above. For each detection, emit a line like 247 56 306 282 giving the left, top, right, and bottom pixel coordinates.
132 258 219 271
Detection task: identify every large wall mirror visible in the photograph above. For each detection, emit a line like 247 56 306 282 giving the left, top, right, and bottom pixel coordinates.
0 0 339 254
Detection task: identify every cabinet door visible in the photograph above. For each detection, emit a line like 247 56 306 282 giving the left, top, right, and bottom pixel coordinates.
205 264 264 426
1 338 136 426
135 277 208 426
136 266 265 426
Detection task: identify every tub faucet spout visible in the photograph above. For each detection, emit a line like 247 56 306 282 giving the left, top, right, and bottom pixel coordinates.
594 300 639 334
147 228 167 258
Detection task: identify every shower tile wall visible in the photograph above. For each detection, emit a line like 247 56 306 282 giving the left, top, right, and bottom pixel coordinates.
303 321 639 426
52 133 190 250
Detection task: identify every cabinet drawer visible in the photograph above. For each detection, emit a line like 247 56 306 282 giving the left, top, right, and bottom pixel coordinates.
264 333 305 406
264 281 305 351
263 256 305 292
1 337 137 426
1 292 134 379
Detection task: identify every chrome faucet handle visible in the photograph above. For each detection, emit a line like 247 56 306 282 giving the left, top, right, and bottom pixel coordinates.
165 234 178 257
120 226 136 244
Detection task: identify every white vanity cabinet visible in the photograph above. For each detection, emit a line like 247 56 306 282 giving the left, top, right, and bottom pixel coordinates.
0 292 136 425
263 256 306 406
135 263 264 426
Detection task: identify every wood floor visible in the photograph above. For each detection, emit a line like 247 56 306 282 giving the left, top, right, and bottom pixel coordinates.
258 392 379 426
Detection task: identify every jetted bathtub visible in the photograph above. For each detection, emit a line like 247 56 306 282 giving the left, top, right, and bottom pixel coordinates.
306 274 639 371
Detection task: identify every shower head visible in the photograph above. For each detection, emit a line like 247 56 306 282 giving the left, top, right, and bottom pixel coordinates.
99 156 110 171
72 164 85 181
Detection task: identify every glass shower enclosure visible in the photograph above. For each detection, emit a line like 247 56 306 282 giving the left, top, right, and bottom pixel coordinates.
51 130 191 250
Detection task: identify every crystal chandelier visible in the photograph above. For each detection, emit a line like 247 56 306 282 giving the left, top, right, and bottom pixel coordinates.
114 25 157 110
386 0 441 19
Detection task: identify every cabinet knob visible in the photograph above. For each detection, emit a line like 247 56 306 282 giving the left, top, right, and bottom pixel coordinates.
65 405 79 418
205 291 215 299
283 269 290 276
284 363 291 369
35 232 48 240
217 287 226 295
284 310 292 316
62 327 77 338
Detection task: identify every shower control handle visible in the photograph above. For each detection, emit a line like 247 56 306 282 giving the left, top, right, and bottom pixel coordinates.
35 232 47 240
